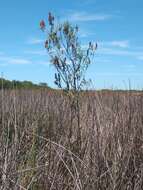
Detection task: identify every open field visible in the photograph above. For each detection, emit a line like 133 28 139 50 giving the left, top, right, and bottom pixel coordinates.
0 89 143 189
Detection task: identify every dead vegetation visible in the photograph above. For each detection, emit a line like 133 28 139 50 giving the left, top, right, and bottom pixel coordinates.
0 89 143 190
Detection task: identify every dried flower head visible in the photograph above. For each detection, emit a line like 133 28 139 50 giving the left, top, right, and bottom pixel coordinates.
53 56 59 66
40 20 46 30
48 12 54 26
45 40 48 48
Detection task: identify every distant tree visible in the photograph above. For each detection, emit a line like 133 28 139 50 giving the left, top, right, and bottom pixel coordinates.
22 81 33 88
39 82 48 87
40 12 97 93
0 78 50 89
0 78 12 89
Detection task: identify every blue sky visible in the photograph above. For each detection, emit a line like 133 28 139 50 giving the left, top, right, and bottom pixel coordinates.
0 0 143 89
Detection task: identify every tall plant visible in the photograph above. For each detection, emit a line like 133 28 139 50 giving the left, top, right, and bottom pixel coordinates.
40 12 97 93
40 13 97 149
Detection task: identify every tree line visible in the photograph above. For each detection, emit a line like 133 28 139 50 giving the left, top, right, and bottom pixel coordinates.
0 78 50 89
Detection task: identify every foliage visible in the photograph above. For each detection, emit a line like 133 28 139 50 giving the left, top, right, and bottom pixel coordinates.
0 78 50 89
40 12 97 92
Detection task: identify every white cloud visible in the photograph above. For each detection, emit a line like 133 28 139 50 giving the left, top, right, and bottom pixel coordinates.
97 47 143 58
0 55 32 65
8 58 32 64
66 12 112 22
98 47 132 56
27 38 44 45
111 41 129 48
96 72 143 76
37 61 50 66
100 40 129 48
95 40 143 60
79 29 95 38
79 32 88 38
24 50 47 56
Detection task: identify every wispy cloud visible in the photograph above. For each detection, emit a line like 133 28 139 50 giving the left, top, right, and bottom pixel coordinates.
24 50 47 56
97 46 143 59
0 55 32 65
8 58 32 64
95 40 143 60
27 38 44 45
96 72 143 76
79 29 95 38
98 47 132 56
37 61 50 66
100 40 130 48
66 11 112 22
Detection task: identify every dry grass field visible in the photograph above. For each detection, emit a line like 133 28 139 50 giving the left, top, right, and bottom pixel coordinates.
0 89 143 189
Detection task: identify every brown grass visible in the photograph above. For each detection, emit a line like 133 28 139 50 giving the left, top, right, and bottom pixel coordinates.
0 89 143 189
